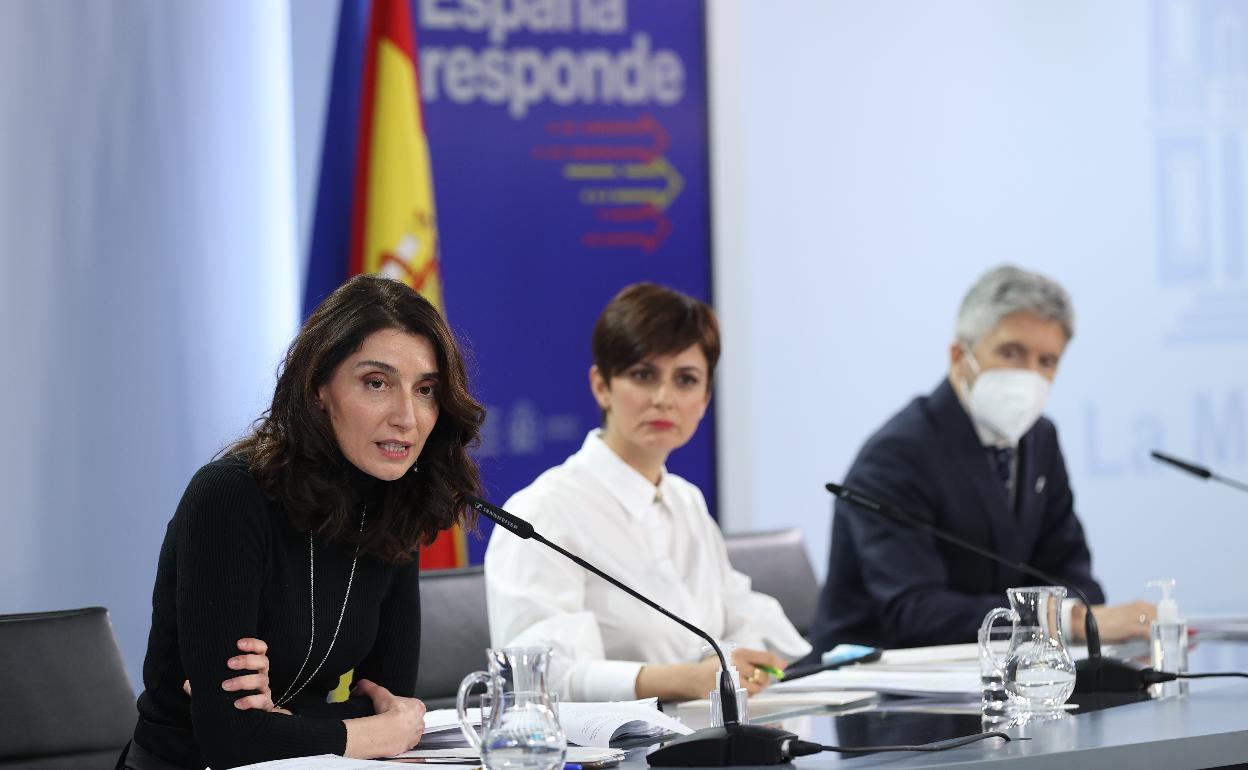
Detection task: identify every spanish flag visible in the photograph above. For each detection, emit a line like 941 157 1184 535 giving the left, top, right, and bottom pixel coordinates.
304 0 465 571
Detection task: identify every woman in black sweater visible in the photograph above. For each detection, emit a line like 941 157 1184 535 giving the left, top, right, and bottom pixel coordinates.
122 275 484 769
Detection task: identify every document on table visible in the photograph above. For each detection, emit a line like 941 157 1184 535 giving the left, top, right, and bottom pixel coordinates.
771 639 1154 699
871 695 983 714
770 667 980 697
419 699 690 750
559 698 692 747
231 756 413 768
1188 614 1248 640
395 747 626 764
229 700 675 768
417 707 479 748
678 689 877 713
873 643 980 666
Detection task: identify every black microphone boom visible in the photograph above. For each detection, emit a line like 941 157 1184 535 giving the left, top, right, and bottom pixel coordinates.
1151 450 1248 494
824 482 1146 694
467 496 801 766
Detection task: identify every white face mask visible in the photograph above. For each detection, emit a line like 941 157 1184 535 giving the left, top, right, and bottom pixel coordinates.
961 350 1051 444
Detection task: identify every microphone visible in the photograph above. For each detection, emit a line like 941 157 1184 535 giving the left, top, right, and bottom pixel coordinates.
468 496 801 766
1151 450 1248 494
825 482 1146 694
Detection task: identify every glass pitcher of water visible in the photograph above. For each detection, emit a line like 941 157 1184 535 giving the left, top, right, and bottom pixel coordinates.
979 586 1076 712
457 646 567 770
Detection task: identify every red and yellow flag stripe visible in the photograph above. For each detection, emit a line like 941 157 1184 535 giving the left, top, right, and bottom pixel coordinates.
350 0 464 570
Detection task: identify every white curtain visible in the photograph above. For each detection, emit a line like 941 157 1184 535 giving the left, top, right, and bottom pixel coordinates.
0 0 301 685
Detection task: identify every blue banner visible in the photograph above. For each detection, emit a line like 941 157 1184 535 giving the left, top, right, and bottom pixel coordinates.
415 0 715 561
304 0 367 315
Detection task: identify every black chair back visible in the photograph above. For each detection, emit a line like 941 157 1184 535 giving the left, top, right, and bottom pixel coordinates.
0 607 135 769
415 566 490 710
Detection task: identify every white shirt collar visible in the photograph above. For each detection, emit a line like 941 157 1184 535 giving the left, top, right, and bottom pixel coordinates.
576 430 670 521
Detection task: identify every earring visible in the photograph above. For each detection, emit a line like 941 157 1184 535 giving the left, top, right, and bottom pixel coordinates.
411 462 419 475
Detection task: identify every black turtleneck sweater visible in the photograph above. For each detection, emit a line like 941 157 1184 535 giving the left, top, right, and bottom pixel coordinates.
132 457 421 769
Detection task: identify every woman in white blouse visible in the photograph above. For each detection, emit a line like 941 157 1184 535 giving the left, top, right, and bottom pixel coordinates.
484 283 811 703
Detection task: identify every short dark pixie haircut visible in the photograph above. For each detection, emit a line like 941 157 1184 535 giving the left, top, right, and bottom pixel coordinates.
591 283 720 416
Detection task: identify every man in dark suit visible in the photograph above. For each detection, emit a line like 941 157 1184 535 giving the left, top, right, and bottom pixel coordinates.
811 265 1154 651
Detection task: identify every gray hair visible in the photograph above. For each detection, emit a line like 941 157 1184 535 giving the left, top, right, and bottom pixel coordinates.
955 265 1075 347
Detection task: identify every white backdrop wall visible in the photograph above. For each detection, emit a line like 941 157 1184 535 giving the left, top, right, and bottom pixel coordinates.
3 0 1247 691
711 0 1248 616
0 1 301 683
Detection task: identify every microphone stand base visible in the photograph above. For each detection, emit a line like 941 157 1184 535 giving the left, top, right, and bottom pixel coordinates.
646 724 798 767
1074 656 1148 694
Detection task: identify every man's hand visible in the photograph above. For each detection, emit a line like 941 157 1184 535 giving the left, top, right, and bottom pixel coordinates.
1070 601 1157 643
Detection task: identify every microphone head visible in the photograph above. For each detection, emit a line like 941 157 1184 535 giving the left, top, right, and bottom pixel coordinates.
825 482 887 515
467 496 535 540
1150 450 1213 479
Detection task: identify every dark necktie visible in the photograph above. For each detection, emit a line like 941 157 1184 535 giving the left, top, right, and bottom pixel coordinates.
990 446 1015 495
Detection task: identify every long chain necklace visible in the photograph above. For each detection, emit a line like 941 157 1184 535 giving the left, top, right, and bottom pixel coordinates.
274 506 367 707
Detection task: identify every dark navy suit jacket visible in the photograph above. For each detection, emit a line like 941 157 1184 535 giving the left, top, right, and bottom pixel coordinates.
810 379 1105 651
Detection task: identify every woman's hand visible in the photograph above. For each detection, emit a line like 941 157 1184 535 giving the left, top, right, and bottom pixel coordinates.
636 647 787 701
182 637 290 714
223 637 284 711
731 647 788 696
344 679 427 759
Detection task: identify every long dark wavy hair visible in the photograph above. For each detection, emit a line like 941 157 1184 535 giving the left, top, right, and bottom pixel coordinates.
229 275 483 563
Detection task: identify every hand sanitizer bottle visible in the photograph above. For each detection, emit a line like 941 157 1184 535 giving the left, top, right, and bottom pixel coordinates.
1147 579 1188 698
708 642 749 727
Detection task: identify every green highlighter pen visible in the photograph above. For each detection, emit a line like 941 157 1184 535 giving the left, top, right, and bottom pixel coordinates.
756 663 785 680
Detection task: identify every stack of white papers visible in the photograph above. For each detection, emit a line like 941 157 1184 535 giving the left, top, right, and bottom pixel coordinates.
678 689 877 713
396 746 627 763
233 757 412 769
873 643 980 666
559 698 690 747
416 698 692 750
227 711 652 770
771 667 980 698
1188 615 1248 640
769 644 983 698
417 707 481 748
